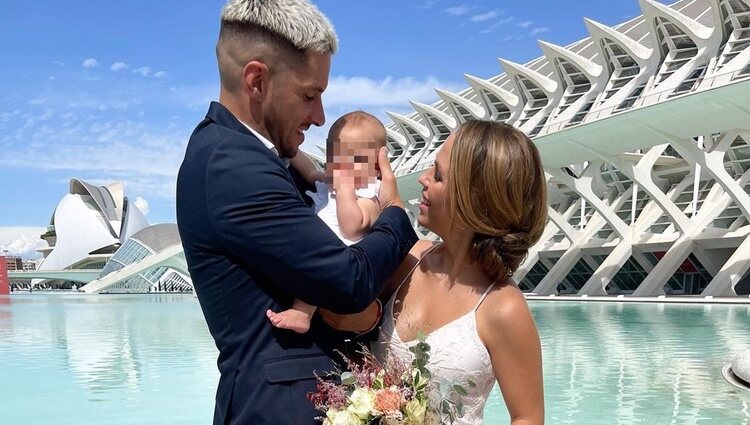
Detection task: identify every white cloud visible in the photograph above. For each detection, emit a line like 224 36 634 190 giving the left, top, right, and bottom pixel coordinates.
324 76 462 108
420 0 437 9
133 66 152 77
443 5 470 15
480 17 514 34
299 75 463 152
110 62 129 71
530 27 550 36
0 227 47 259
470 10 499 22
517 20 534 28
153 71 168 79
133 196 150 215
1 73 458 203
82 58 99 68
1 113 190 200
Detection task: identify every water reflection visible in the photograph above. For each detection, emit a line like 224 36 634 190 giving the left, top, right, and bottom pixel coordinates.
486 302 750 424
2 296 750 424
0 295 218 425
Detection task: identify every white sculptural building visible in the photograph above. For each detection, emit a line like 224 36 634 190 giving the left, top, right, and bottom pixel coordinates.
387 0 750 297
83 223 191 294
33 178 150 287
26 179 192 294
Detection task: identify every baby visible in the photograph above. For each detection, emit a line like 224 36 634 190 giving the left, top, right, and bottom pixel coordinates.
265 111 386 333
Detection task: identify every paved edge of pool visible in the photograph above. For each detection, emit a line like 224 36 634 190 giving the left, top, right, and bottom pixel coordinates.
525 294 750 304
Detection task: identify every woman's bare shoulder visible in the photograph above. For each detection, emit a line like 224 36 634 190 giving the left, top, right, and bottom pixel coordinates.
479 281 535 332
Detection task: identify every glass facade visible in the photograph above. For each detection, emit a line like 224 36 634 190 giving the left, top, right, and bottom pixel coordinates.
100 239 153 277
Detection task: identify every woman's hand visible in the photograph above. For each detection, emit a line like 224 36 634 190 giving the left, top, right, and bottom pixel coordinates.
376 147 405 210
319 300 382 333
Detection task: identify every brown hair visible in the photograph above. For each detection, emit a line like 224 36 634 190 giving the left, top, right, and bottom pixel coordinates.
447 120 547 281
326 111 387 153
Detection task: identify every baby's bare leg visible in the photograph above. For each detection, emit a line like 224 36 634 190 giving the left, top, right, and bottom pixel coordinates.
266 299 317 333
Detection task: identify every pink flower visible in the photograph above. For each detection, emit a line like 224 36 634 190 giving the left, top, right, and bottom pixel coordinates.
374 387 403 414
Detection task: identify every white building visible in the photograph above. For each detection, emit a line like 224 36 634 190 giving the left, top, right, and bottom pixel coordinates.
33 178 149 288
85 223 191 294
388 0 750 297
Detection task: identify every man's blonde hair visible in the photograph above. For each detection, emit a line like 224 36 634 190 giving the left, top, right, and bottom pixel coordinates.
217 0 338 93
221 0 337 54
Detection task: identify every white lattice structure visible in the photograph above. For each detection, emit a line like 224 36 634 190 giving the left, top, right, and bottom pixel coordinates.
390 0 750 297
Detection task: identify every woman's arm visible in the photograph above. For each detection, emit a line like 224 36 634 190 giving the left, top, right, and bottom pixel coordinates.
290 152 325 186
479 286 544 425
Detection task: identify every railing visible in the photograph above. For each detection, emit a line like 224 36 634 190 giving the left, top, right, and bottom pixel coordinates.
537 68 750 136
393 67 750 178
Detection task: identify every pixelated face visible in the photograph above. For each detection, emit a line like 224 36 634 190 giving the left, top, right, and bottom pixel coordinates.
326 124 382 189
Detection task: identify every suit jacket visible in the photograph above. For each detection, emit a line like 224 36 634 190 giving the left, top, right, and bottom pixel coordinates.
176 101 418 425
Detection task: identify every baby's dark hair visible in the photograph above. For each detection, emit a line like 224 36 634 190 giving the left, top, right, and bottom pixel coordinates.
326 111 387 151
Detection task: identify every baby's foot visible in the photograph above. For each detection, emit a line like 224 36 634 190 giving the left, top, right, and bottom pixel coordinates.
266 309 312 333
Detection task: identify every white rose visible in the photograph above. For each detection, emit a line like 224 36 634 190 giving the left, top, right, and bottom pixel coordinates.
324 409 363 425
347 387 376 419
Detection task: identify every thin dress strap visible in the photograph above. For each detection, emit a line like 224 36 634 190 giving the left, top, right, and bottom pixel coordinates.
473 282 497 312
392 243 440 296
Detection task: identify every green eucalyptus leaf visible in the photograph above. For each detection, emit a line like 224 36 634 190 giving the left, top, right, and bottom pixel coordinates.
340 372 355 386
454 384 468 396
441 400 451 415
456 402 465 417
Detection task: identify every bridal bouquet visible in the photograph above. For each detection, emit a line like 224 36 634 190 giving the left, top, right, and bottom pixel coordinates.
308 333 474 425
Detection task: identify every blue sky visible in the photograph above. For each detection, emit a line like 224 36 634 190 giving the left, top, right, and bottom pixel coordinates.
0 0 644 257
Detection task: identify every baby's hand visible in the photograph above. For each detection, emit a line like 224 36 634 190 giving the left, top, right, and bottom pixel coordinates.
332 169 355 193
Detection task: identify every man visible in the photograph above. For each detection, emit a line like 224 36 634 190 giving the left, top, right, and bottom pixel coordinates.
175 1 418 424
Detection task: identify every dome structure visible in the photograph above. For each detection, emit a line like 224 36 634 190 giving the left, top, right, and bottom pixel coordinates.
33 179 149 287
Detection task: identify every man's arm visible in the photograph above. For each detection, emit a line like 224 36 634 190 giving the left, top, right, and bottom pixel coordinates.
290 151 325 186
206 146 417 314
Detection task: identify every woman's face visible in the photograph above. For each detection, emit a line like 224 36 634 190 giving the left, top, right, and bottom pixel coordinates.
417 133 454 236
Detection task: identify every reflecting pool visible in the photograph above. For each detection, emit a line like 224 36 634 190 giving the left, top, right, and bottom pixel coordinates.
1 295 749 424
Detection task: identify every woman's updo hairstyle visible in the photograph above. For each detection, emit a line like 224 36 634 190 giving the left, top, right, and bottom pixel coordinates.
447 120 547 282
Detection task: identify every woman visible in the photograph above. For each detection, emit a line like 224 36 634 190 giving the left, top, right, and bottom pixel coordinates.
327 120 547 424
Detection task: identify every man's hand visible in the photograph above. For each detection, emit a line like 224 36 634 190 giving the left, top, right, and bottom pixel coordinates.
376 147 405 211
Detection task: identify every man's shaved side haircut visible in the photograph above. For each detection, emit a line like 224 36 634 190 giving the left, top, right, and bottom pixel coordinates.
216 0 338 93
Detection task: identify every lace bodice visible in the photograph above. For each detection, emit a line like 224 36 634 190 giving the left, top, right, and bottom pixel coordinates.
373 246 497 424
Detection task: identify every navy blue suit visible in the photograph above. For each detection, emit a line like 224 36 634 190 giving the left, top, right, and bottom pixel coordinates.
176 102 418 425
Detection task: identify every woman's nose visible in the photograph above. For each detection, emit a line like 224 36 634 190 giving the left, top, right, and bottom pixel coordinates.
417 171 428 187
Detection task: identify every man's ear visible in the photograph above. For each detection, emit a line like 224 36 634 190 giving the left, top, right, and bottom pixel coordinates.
243 60 269 100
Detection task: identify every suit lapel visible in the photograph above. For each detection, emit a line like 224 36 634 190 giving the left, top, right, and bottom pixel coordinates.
206 102 312 206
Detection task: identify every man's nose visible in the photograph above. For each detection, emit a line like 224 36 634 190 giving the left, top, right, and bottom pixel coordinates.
311 98 325 127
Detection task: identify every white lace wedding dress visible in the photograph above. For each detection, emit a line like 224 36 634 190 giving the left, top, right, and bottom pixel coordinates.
373 248 497 425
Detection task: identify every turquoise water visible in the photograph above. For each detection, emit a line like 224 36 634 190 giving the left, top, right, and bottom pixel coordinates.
1 295 749 424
